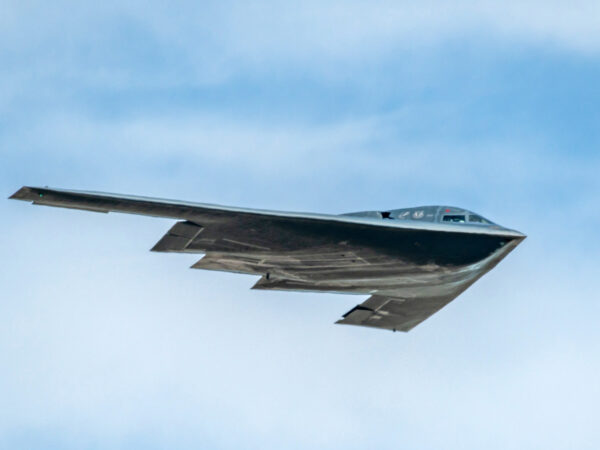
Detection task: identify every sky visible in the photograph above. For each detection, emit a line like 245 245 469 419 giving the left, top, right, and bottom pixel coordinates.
1 1 600 449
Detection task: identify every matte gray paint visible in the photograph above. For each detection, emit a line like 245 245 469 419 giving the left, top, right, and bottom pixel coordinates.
10 186 526 332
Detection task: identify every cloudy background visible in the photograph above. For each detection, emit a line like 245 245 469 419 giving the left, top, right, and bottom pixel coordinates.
1 1 599 449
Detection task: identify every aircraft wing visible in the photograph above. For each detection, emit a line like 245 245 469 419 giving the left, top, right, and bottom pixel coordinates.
10 186 524 332
337 294 453 332
9 186 521 237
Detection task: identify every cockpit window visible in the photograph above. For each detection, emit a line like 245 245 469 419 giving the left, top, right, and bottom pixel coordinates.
443 215 466 223
468 214 490 224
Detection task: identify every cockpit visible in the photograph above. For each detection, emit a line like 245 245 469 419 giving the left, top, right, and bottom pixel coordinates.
441 212 492 225
343 206 496 226
390 206 496 225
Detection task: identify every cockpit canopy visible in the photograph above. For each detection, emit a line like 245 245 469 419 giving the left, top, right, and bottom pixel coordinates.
343 206 496 226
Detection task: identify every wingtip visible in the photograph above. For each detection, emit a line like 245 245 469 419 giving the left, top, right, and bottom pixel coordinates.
9 186 35 201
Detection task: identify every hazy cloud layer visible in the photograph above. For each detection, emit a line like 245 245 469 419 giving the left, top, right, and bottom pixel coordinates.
1 2 599 449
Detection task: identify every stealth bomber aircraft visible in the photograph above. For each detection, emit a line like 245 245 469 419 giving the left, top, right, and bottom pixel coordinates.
10 186 525 332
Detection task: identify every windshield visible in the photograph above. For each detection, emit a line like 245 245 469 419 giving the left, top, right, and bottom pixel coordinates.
442 215 466 223
468 214 491 224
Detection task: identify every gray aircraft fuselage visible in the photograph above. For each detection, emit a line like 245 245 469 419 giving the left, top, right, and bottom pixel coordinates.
10 186 525 331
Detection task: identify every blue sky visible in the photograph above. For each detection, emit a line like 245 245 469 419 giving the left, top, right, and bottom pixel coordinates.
1 1 599 449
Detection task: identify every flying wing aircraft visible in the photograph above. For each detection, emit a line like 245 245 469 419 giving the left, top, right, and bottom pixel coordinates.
10 186 525 332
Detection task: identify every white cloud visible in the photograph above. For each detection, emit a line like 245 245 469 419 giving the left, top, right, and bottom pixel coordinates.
6 109 598 190
1 2 599 448
3 0 600 89
2 110 599 448
1 213 598 449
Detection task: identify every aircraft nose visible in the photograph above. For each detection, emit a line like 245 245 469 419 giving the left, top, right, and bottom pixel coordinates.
505 228 527 239
491 225 526 239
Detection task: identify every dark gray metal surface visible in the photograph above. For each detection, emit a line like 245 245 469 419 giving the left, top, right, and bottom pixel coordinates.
10 186 526 332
